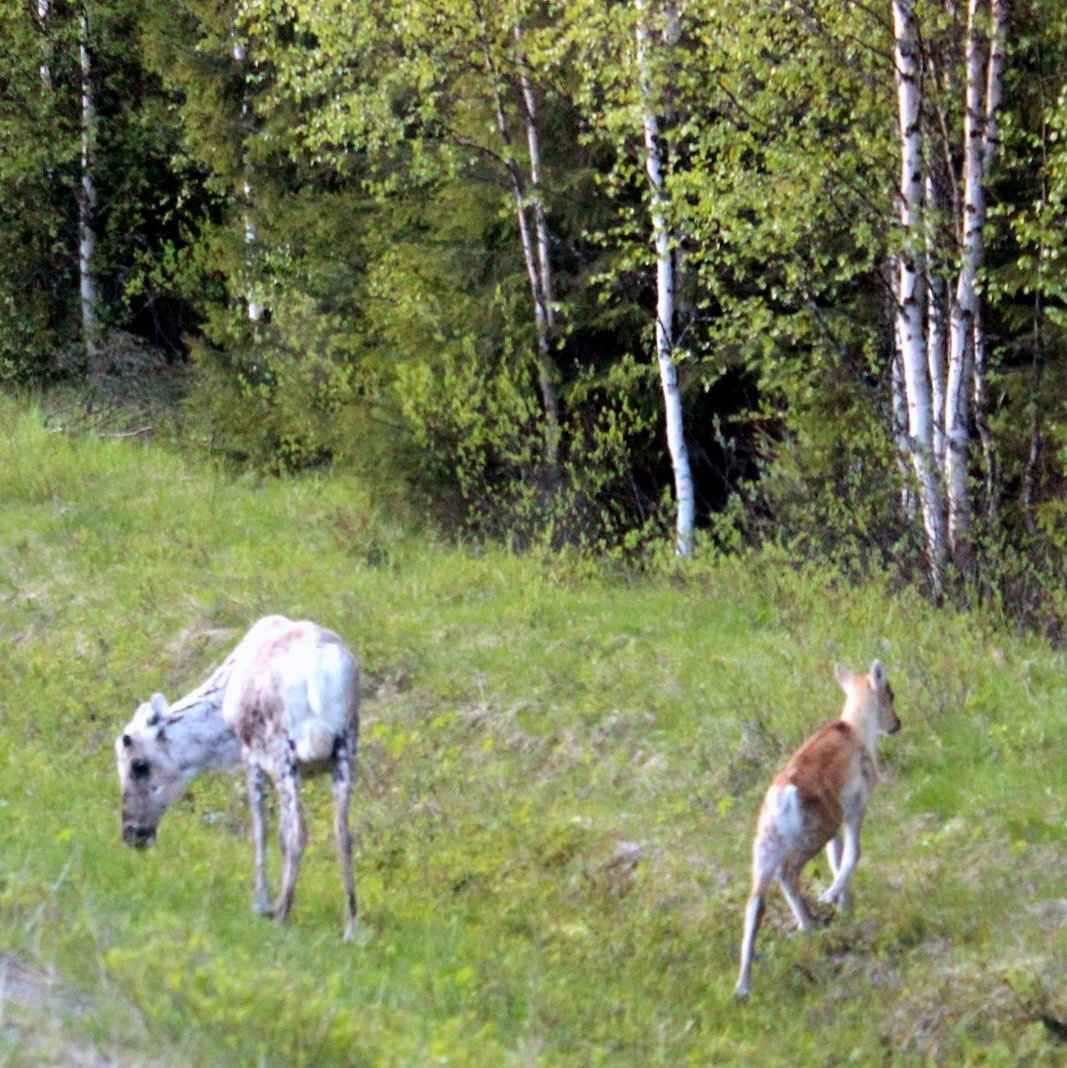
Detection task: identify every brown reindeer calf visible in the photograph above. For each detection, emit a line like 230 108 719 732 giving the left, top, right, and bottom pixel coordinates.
735 660 900 997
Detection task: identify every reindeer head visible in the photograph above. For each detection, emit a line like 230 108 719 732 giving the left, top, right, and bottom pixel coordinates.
115 693 187 847
836 659 901 736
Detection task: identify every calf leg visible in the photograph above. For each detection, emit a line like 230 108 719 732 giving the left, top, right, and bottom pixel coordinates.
736 828 786 997
273 761 307 924
778 866 817 932
331 734 358 942
246 761 272 916
735 891 765 998
819 817 862 907
825 834 850 912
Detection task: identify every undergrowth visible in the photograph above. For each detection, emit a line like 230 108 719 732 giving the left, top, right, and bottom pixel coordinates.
0 397 1063 1065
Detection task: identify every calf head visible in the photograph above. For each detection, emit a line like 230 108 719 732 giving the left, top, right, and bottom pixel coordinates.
115 693 185 847
836 659 901 735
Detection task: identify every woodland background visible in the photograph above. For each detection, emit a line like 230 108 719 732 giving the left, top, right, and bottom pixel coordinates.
2 5 1067 1061
2 0 1067 625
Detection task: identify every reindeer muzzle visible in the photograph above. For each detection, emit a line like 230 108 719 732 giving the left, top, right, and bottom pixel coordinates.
122 824 157 848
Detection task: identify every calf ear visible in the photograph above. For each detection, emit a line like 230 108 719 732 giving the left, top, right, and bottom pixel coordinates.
834 664 855 691
870 660 886 686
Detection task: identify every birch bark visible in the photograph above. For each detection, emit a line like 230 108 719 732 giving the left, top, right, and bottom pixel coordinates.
972 0 1008 523
37 0 51 89
924 171 948 465
943 0 989 569
232 36 264 324
636 0 694 557
77 3 100 363
474 0 561 478
944 0 1006 565
893 0 947 584
514 16 554 335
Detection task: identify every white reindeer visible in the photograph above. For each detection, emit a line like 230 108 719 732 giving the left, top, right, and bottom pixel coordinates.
116 615 360 940
735 660 900 997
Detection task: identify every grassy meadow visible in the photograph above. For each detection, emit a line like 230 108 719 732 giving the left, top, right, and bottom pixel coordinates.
0 397 1064 1065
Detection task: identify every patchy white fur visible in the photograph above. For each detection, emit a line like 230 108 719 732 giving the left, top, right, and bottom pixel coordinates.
116 615 360 940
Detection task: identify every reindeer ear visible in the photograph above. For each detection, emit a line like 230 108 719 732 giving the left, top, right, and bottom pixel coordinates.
870 660 886 686
146 693 169 726
834 664 855 691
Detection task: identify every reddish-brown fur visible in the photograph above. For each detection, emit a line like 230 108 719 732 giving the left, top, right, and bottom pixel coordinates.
735 661 899 997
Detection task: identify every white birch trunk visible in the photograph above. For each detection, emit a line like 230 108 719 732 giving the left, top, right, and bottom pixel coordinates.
513 16 554 331
891 343 917 521
78 5 100 363
924 172 948 466
636 0 694 557
512 14 560 475
972 0 1008 523
944 0 991 569
475 1 560 476
233 38 264 324
37 0 52 89
892 0 947 584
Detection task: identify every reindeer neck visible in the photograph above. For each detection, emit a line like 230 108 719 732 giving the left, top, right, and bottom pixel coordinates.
164 655 243 776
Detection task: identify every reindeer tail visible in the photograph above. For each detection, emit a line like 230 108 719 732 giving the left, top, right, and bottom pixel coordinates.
294 721 337 763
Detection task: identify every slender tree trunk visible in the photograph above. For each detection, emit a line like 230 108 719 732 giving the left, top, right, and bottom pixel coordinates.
37 0 52 88
636 0 695 557
891 341 917 521
1022 292 1045 538
513 15 554 332
924 171 948 465
972 0 1008 525
945 0 1005 568
474 1 561 479
232 36 264 324
77 3 100 365
943 0 985 570
512 13 561 478
892 0 947 587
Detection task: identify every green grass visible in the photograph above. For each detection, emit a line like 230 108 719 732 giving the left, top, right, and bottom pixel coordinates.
0 396 1064 1065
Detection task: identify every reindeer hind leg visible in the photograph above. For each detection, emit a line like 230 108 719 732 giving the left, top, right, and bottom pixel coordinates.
273 760 307 924
246 760 272 917
331 731 358 942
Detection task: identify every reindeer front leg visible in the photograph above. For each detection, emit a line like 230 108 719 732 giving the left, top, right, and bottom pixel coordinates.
273 760 307 924
245 761 272 917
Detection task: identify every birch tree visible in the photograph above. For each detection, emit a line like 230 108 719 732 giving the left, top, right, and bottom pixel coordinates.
232 30 265 324
77 1 100 363
892 0 948 582
250 0 566 483
634 0 694 556
890 0 1009 585
472 0 561 476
